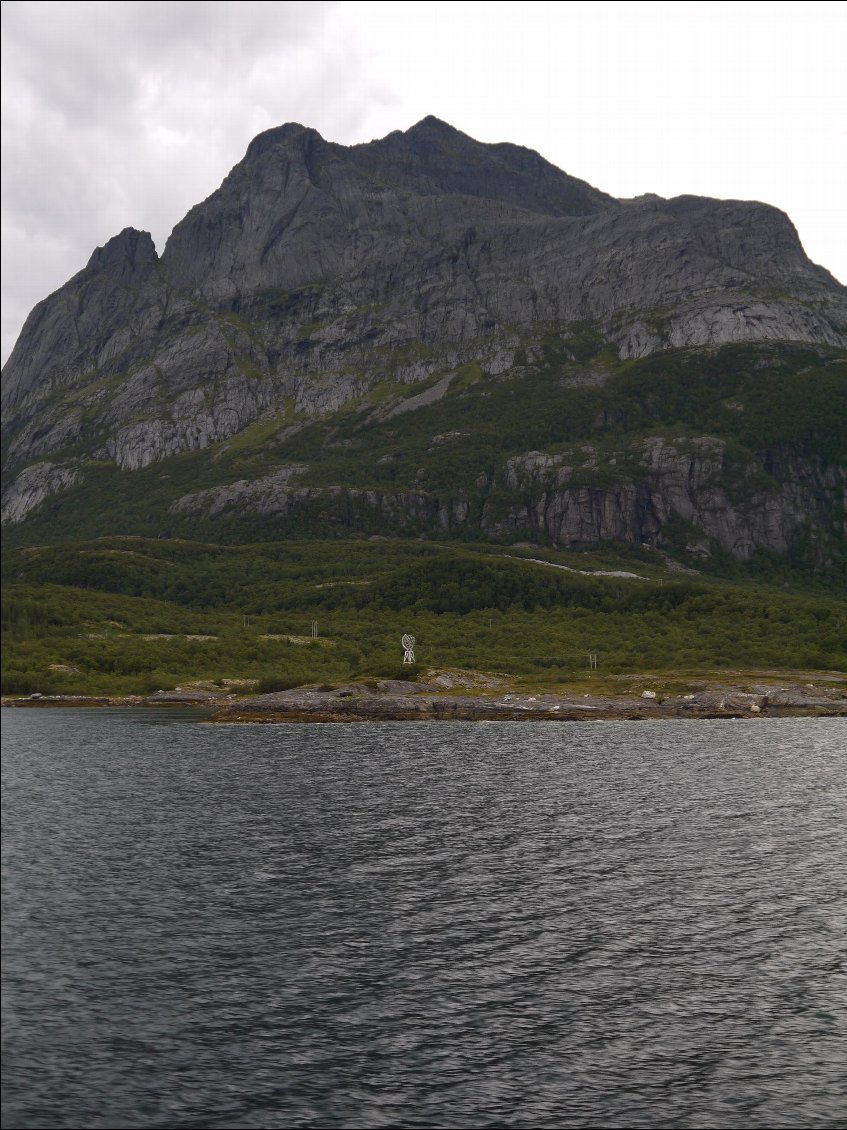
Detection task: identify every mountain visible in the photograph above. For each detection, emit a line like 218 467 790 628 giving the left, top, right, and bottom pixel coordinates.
2 116 846 575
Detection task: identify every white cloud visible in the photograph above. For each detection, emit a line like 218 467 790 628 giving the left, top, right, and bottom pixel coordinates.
1 0 391 360
2 0 845 363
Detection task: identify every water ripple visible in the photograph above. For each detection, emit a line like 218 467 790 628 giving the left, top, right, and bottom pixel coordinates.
2 712 846 1128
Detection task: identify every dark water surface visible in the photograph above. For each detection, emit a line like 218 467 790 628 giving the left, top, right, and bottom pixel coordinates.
2 710 845 1129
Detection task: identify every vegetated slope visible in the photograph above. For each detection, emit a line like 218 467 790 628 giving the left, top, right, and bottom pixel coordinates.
4 341 845 582
2 537 844 696
1 115 846 574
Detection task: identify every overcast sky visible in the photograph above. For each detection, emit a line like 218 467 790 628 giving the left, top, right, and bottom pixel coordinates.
2 0 845 363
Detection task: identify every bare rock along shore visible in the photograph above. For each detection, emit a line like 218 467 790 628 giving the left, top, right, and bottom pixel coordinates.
4 679 844 721
209 680 846 723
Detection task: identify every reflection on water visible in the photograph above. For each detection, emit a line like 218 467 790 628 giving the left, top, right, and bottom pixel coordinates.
2 710 845 1128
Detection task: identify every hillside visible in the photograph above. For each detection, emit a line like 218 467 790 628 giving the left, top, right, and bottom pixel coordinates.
1 116 845 584
3 537 845 699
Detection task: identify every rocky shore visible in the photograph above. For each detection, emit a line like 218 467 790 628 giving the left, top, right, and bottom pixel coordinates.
210 679 846 724
4 678 844 721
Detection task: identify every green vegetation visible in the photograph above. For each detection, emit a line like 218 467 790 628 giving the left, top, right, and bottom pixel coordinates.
249 342 847 493
5 343 844 589
2 342 845 697
3 537 844 696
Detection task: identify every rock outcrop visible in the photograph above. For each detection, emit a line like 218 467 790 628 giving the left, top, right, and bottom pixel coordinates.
0 461 81 525
209 678 847 723
2 116 845 560
4 118 845 464
482 439 845 559
157 433 843 562
6 679 844 719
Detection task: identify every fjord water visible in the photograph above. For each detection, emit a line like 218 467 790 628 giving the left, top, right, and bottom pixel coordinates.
2 711 845 1129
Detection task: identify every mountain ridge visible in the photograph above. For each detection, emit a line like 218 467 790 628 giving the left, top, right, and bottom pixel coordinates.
2 117 845 576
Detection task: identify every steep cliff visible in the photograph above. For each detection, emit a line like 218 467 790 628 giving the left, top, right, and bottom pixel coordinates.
2 117 845 571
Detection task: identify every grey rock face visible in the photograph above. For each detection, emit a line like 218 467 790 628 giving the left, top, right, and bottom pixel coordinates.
4 117 846 472
169 466 308 518
1 461 81 525
161 434 843 561
484 438 843 559
2 228 162 418
1 117 845 553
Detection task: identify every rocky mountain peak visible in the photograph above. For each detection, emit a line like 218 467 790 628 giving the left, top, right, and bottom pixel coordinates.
243 121 325 163
85 227 159 278
355 115 615 217
1 117 845 550
405 113 460 134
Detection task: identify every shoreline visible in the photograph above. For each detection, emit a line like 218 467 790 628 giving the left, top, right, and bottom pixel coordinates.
4 679 844 722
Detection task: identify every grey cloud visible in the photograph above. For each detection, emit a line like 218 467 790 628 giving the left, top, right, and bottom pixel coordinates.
1 0 386 361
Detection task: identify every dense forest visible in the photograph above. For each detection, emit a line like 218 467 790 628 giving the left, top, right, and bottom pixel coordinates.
3 538 844 696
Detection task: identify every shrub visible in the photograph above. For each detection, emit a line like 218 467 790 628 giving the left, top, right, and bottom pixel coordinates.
255 675 306 694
